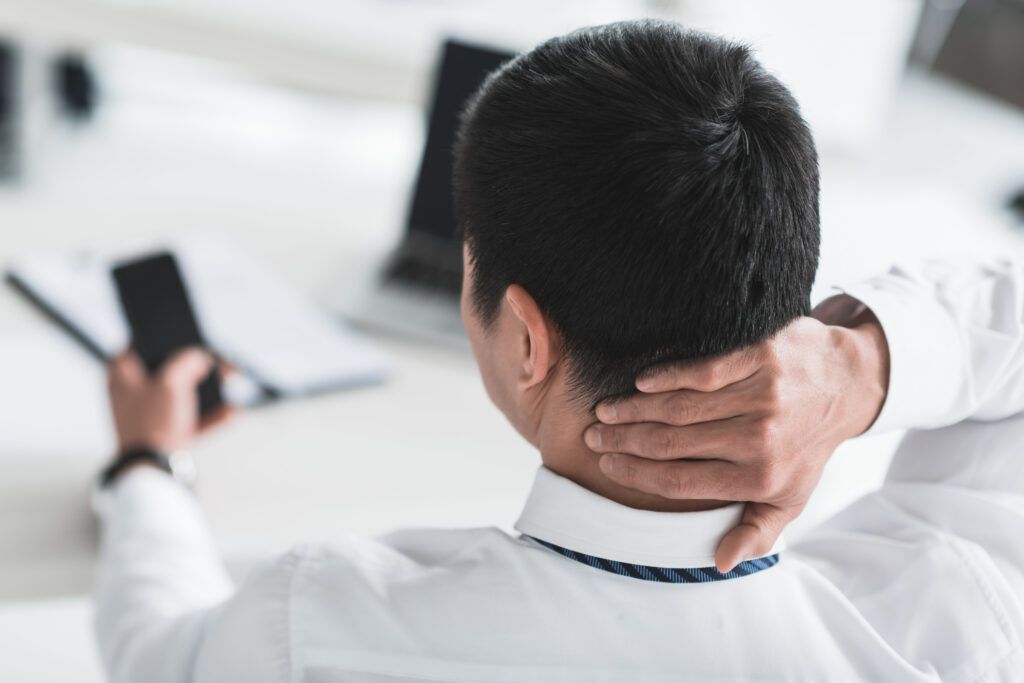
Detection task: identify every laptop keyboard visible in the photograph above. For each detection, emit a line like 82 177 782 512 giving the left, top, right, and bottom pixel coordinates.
385 255 463 297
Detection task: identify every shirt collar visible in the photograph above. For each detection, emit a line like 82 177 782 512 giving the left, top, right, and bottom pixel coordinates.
514 466 785 568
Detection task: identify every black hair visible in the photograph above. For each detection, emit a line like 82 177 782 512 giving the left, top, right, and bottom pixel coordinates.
454 20 820 405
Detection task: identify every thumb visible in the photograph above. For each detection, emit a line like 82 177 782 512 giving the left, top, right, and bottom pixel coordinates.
108 348 147 386
160 347 214 389
714 503 792 573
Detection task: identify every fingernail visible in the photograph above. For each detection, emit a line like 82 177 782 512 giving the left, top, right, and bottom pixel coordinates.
584 426 602 449
596 403 617 423
598 454 613 474
636 375 656 391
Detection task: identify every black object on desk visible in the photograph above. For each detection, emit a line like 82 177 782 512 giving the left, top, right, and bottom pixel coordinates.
112 252 223 417
0 40 19 179
53 52 98 120
1009 187 1024 224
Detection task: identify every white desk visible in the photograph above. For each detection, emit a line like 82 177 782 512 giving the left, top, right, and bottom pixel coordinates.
0 61 1022 681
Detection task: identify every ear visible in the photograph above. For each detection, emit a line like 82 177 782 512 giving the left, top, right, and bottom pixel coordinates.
505 285 559 389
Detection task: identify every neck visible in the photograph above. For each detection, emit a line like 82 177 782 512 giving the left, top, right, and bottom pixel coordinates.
530 373 728 513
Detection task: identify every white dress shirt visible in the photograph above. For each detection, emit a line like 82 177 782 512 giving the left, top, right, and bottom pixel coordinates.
95 259 1024 682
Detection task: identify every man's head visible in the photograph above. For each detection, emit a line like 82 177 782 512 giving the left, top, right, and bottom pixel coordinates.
455 21 819 465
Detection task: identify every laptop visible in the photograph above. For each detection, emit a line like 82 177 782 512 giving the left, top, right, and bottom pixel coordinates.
345 39 515 346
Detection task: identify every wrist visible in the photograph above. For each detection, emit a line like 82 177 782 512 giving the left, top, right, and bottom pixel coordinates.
115 435 181 458
100 447 197 489
833 313 890 437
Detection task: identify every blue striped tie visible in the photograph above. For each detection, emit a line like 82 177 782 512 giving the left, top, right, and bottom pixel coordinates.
526 536 779 583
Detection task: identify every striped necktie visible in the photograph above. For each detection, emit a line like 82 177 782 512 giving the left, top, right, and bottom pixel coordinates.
526 536 779 583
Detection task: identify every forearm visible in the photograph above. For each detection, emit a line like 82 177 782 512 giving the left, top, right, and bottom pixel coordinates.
95 468 233 683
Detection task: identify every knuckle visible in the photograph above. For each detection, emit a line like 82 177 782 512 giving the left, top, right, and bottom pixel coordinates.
754 463 780 498
156 373 178 393
703 363 725 390
751 417 778 447
657 470 686 498
763 423 782 453
762 377 785 410
625 395 643 420
605 428 623 452
669 394 699 424
683 363 714 391
621 459 640 484
653 428 679 457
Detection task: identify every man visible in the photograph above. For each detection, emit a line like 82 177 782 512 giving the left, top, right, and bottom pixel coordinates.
95 21 1024 681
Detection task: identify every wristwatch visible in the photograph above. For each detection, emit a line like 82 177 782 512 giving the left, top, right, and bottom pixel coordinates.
98 447 198 489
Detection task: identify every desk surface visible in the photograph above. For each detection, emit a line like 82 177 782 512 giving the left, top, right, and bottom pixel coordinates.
0 58 1022 613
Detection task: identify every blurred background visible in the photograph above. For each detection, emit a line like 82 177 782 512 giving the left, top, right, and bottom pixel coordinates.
0 1 1022 680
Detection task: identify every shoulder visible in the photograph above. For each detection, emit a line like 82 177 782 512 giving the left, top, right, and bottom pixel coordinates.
291 526 526 587
195 528 540 681
288 528 545 642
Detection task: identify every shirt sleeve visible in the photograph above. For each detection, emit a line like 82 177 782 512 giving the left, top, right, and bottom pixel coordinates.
866 253 1024 549
836 259 1024 434
94 468 292 683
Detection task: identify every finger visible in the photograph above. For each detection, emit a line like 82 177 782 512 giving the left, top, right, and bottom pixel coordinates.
714 503 794 573
585 418 747 459
596 379 758 426
159 347 215 389
636 346 762 393
598 453 752 501
199 404 239 432
108 348 147 386
217 358 240 381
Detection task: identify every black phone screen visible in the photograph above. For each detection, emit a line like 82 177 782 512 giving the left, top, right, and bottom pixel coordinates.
112 252 222 416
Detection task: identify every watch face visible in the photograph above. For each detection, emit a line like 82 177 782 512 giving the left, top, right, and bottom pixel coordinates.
168 451 198 487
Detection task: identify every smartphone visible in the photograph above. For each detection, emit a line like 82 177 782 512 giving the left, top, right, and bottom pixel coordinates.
112 252 223 417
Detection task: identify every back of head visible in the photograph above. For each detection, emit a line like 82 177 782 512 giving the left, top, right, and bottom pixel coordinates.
455 20 820 405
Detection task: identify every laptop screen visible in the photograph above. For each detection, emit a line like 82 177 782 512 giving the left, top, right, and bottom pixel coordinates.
405 40 515 243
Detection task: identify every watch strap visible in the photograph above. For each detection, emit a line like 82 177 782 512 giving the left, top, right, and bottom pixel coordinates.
100 448 172 488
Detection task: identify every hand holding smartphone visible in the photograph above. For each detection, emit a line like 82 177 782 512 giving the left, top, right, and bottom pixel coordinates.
112 252 223 417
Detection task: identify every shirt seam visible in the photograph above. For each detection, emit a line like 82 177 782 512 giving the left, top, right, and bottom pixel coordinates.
284 546 308 683
944 534 1019 649
968 644 1024 683
876 487 1022 663
392 527 498 569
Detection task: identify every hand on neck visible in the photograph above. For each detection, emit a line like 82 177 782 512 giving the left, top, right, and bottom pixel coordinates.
476 281 731 514
529 368 730 514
